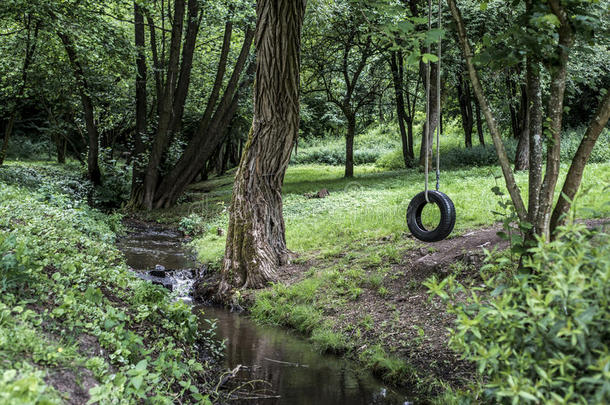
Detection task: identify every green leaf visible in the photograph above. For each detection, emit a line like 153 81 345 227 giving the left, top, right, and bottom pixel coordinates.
131 375 143 390
422 53 438 63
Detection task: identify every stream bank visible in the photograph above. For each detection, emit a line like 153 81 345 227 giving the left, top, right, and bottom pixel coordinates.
119 221 415 404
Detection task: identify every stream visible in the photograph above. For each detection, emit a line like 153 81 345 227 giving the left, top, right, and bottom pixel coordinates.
119 223 413 404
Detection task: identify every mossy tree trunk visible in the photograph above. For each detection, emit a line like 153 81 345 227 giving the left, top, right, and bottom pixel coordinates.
220 0 307 292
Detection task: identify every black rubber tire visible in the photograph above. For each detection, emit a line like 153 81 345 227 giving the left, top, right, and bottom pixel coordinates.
406 190 456 242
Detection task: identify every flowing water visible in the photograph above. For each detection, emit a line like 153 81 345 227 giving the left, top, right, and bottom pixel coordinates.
119 223 414 405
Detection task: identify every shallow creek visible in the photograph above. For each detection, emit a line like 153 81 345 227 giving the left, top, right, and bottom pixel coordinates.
119 223 414 404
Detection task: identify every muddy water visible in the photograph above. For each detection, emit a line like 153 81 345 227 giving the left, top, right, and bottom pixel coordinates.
119 224 413 405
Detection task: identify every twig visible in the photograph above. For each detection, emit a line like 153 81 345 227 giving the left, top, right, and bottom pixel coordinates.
264 357 309 368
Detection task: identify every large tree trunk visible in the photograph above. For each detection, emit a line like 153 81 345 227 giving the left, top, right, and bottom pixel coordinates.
150 29 255 208
132 2 147 199
220 0 306 292
419 61 439 168
345 115 355 177
142 0 186 209
58 32 101 185
550 91 610 233
447 0 527 221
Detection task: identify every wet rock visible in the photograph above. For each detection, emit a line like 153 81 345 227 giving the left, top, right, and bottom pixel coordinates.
150 270 166 277
193 273 221 304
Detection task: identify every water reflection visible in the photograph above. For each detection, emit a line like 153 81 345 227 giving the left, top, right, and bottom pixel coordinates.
200 306 412 405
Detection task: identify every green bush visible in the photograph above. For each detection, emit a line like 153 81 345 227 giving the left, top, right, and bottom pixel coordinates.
292 123 401 166
6 136 54 161
561 127 610 163
376 149 408 170
426 223 610 404
441 142 516 169
93 150 132 208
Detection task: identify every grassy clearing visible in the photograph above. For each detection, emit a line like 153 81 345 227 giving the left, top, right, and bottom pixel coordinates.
190 162 610 267
0 164 221 404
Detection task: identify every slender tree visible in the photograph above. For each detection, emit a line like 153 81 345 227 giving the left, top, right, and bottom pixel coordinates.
447 0 609 240
220 0 307 292
58 31 102 185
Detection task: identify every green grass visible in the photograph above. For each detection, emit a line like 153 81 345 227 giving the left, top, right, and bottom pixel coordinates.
192 162 610 264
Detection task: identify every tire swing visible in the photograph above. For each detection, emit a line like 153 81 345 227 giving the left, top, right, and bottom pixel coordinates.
406 0 455 243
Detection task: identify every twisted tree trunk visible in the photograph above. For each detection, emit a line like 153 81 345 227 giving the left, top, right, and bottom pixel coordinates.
220 0 307 292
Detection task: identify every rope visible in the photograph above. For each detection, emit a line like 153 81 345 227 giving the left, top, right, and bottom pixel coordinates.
436 0 442 191
424 0 443 201
424 0 432 203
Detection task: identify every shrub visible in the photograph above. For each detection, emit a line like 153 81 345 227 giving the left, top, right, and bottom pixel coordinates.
561 127 610 163
376 149 408 170
292 123 401 166
6 136 54 161
179 213 208 236
426 222 610 404
93 151 131 208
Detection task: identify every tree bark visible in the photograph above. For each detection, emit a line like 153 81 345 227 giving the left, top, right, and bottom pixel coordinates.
550 90 610 233
58 32 101 185
345 115 355 177
220 0 307 292
389 51 410 167
446 0 527 221
534 0 573 239
419 61 439 168
132 2 148 199
142 0 186 209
